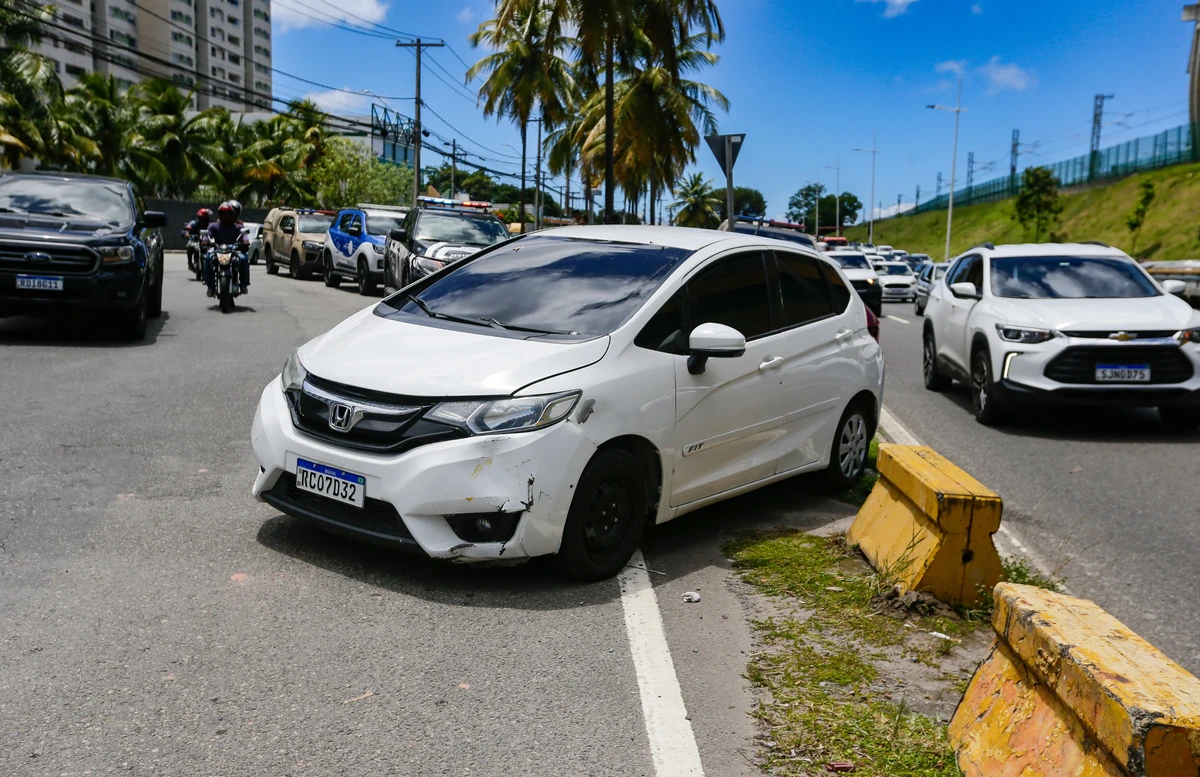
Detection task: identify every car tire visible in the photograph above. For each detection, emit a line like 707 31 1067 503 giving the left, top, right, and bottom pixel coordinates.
923 328 952 391
914 299 924 316
971 346 1005 426
249 249 258 265
291 252 302 279
357 258 377 296
323 250 341 288
265 247 279 275
820 400 872 491
555 449 649 582
870 302 883 318
148 261 163 318
116 286 148 341
1158 406 1200 429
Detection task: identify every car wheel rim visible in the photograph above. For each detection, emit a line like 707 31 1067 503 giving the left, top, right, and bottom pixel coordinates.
923 338 936 382
973 357 988 414
838 413 868 479
582 478 631 560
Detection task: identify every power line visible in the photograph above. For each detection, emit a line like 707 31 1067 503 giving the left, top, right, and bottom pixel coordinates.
419 102 523 161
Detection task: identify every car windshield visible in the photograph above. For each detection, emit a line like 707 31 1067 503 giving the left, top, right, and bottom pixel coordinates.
0 176 132 226
366 214 405 237
415 212 509 245
298 215 333 233
833 253 872 270
762 228 814 248
991 256 1159 299
878 264 913 275
382 235 692 338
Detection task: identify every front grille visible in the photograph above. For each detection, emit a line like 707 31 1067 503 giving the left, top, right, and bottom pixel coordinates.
1061 330 1178 340
287 374 467 453
264 473 415 541
1044 346 1194 385
0 241 99 275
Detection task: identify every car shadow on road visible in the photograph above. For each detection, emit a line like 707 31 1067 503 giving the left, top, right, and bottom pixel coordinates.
0 311 169 346
938 383 1200 443
254 477 857 610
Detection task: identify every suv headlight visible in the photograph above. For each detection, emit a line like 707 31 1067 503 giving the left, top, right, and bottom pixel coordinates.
371 242 385 254
427 391 581 435
1178 327 1200 344
100 246 135 263
413 256 445 276
996 324 1058 344
302 240 323 251
281 350 308 393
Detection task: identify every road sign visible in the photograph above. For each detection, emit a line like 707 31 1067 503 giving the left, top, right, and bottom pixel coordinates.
705 134 745 177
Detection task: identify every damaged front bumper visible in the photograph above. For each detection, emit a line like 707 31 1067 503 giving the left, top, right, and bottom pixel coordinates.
250 377 597 560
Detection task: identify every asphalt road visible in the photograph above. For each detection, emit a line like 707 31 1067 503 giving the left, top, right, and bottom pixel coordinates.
876 302 1200 673
0 253 857 776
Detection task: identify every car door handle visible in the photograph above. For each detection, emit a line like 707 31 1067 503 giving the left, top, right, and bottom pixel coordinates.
758 356 784 370
836 329 855 340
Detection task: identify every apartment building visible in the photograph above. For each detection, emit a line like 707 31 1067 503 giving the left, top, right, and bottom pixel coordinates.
34 0 272 112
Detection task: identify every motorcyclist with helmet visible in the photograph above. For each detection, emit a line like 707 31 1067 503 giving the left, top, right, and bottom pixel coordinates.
202 202 250 297
183 207 213 239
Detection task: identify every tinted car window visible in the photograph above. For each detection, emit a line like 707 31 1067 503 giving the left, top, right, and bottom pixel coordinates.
990 256 1159 299
634 290 687 354
0 176 133 226
337 213 354 231
831 252 871 270
685 251 772 339
385 236 692 338
964 256 984 288
366 214 405 237
819 261 852 313
298 214 332 233
775 251 833 327
945 255 976 286
415 212 509 246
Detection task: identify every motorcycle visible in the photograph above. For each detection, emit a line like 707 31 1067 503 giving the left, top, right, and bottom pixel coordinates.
186 235 202 280
209 243 243 313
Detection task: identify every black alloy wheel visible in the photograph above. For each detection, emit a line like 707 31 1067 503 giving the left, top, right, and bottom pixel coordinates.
555 449 649 581
971 348 1004 426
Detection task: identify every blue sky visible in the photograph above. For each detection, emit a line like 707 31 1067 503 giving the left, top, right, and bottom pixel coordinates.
272 0 1195 223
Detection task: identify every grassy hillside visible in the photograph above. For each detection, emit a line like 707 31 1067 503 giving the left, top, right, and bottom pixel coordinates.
843 161 1200 261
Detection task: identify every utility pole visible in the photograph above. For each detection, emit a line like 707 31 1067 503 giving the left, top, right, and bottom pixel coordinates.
1010 129 1020 192
824 157 841 235
897 193 902 215
966 151 975 202
853 133 879 244
396 38 444 205
936 172 943 198
1090 93 1115 181
443 139 459 196
1187 5 1200 126
533 118 543 230
928 76 967 261
814 174 820 237
915 184 921 213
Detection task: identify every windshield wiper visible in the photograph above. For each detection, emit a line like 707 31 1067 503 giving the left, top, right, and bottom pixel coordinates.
26 210 71 218
478 316 578 336
0 207 28 214
405 294 495 329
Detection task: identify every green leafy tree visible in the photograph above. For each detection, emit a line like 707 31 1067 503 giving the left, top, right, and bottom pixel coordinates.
786 183 824 225
309 139 413 209
1012 166 1063 242
1125 178 1156 255
671 171 720 228
712 186 765 220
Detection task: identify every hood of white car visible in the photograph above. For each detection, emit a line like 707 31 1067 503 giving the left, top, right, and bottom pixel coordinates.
988 295 1198 332
298 307 610 397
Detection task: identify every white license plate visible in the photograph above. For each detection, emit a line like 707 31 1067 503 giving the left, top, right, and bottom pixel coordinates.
295 458 365 508
16 274 63 291
1096 364 1150 383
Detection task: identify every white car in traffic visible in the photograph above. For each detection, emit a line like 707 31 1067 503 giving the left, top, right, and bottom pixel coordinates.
875 261 917 303
251 226 885 580
922 242 1200 426
829 250 883 315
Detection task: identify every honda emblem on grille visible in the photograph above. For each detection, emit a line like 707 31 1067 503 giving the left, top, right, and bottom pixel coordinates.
328 402 359 432
1109 331 1137 342
24 251 52 262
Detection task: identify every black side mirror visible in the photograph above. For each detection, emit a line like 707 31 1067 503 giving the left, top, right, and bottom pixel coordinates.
389 227 407 242
282 225 294 234
142 211 167 228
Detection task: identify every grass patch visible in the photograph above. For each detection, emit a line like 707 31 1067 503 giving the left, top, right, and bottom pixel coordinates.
962 556 1067 623
729 531 963 776
839 438 881 508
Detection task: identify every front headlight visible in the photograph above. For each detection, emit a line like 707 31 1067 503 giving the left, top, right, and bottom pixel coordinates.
217 252 232 265
281 350 308 393
996 324 1058 344
865 278 876 285
302 240 323 251
1177 327 1200 344
371 242 385 254
413 256 445 276
100 246 135 263
427 391 581 435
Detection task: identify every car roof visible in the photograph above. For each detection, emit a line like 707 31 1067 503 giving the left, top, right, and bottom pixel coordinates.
536 224 755 251
974 242 1130 259
1 171 130 186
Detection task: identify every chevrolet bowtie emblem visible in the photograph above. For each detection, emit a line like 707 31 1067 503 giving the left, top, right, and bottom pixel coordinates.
1108 331 1137 341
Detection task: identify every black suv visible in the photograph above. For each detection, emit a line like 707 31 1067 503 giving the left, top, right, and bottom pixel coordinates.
0 172 167 340
383 200 510 292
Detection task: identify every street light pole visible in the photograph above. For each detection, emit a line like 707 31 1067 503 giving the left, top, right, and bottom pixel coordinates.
853 133 878 244
928 77 967 261
823 156 841 235
814 172 820 237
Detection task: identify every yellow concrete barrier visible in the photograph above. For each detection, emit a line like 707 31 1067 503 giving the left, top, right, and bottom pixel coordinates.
950 583 1200 776
846 444 1002 607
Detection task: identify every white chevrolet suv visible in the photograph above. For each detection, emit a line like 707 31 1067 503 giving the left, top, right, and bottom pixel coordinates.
251 226 885 580
923 242 1200 426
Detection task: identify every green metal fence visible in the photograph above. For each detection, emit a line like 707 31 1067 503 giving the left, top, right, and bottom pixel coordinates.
912 122 1200 215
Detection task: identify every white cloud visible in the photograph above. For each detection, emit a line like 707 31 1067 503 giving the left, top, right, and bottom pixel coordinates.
302 87 372 115
971 3 983 13
935 59 968 77
457 6 474 23
275 0 389 31
856 0 918 17
979 56 1034 95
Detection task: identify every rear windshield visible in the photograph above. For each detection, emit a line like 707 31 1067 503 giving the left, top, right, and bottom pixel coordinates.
991 256 1159 299
379 236 692 338
832 253 872 270
0 176 133 226
878 264 913 275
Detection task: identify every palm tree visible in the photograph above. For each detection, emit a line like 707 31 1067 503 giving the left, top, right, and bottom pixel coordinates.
65 73 160 178
468 0 574 225
0 2 63 169
671 171 720 228
128 79 224 197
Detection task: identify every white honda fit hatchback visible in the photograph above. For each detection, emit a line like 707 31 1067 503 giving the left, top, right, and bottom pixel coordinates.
251 226 885 580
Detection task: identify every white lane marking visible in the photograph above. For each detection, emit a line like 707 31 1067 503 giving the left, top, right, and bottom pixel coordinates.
619 549 705 777
876 406 1063 585
885 314 911 325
